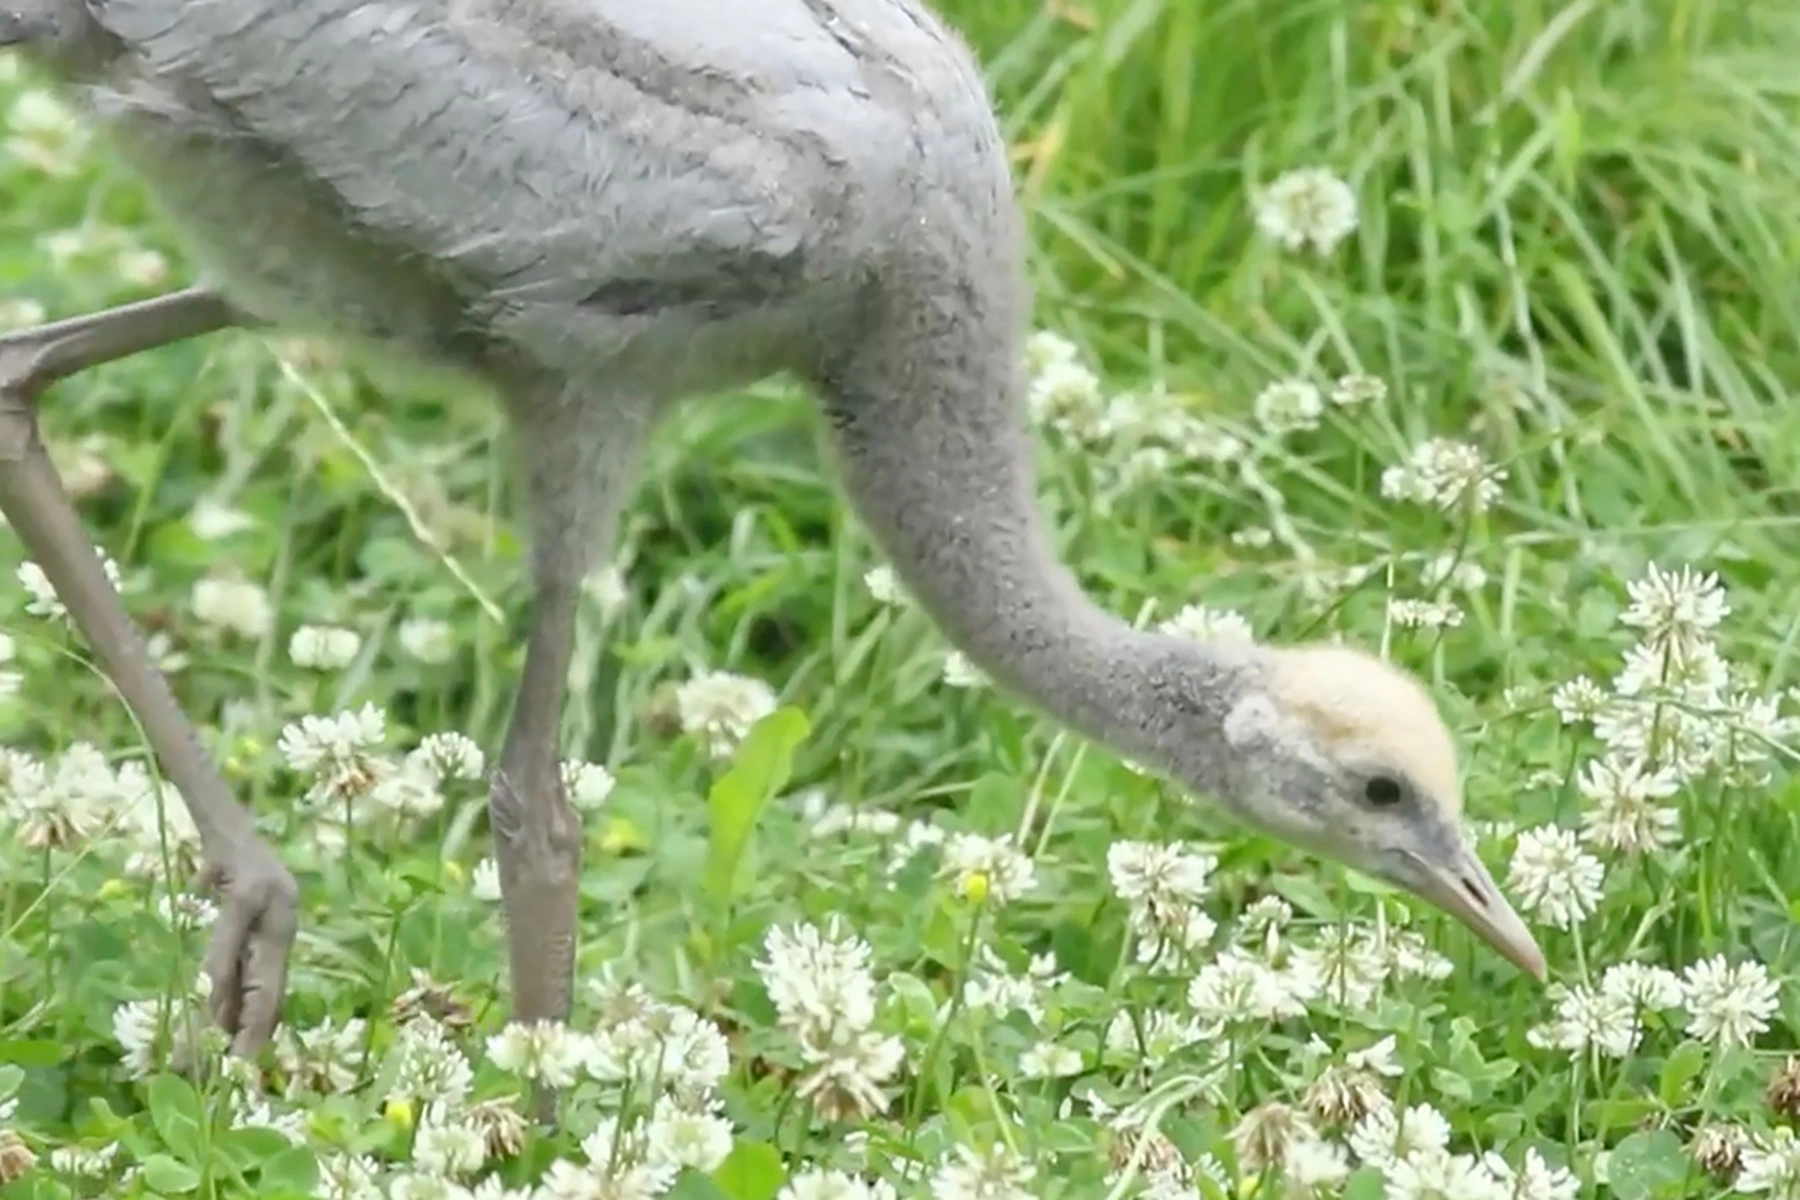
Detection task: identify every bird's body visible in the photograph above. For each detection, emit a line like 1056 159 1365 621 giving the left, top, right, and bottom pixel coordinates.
58 0 985 395
0 0 1545 1089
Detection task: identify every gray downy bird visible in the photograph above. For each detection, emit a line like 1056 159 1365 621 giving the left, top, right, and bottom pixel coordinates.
0 0 1544 1078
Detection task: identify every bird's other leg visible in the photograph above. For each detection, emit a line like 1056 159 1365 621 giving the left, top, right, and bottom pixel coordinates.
0 288 300 1054
489 384 647 1121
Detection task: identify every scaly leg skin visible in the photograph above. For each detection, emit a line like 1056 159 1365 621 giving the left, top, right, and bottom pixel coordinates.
0 288 299 1055
489 389 648 1123
489 574 584 1124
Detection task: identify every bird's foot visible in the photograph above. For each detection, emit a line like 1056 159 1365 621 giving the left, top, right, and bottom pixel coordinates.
197 836 300 1056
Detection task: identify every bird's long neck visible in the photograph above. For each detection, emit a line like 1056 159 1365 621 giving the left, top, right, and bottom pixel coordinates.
816 272 1238 776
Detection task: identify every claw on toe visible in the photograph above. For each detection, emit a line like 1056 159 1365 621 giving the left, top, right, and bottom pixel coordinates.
198 846 300 1054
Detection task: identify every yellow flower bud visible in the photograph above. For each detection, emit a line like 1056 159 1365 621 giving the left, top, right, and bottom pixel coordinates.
962 870 991 906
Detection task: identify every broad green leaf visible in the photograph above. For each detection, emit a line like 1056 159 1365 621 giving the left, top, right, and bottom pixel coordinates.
0 1040 63 1067
703 706 810 905
145 1073 205 1164
669 1171 734 1200
1659 1040 1709 1106
711 1140 786 1200
139 1153 202 1193
0 1066 20 1101
1607 1130 1687 1200
259 1145 320 1193
1344 1166 1388 1200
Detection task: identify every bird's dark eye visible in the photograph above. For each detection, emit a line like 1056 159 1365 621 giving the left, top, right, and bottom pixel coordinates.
1363 775 1404 807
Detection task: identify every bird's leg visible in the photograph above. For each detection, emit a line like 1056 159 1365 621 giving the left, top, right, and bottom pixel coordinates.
0 287 299 1055
488 388 648 1123
490 571 583 1120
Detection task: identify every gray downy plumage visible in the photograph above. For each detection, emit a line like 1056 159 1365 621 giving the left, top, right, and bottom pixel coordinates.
0 0 1545 1091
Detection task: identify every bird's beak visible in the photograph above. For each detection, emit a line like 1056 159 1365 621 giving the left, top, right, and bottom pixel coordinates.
1400 841 1546 980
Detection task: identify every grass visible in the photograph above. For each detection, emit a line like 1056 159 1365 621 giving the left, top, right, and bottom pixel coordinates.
2 0 1800 1197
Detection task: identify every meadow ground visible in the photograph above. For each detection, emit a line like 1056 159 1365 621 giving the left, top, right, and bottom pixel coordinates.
2 1 1800 1198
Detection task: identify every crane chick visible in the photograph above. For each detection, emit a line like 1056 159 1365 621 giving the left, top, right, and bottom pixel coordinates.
1188 641 1543 977
0 0 1543 1076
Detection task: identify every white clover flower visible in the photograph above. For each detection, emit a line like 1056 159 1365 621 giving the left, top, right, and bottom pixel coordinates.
1024 329 1083 377
1330 372 1388 409
188 497 255 541
1290 925 1390 1012
1620 563 1729 657
386 1016 473 1109
398 616 456 665
644 1098 734 1173
0 632 17 701
1388 597 1464 630
1550 676 1606 725
961 947 1067 1024
1187 946 1307 1026
1288 1138 1352 1193
756 918 880 1046
940 831 1036 905
1348 1102 1452 1173
1108 839 1217 907
156 892 218 931
1381 438 1507 513
20 555 121 622
1525 982 1639 1059
1102 1008 1208 1071
1576 754 1681 856
1252 378 1325 435
277 1016 367 1097
1739 1128 1800 1200
1681 955 1779 1048
116 247 170 288
793 1028 906 1120
6 87 88 176
864 565 907 606
1254 167 1359 255
409 732 486 784
7 743 114 851
277 703 386 791
1420 554 1488 592
942 650 988 688
317 1153 382 1200
191 576 274 639
1385 1148 1509 1200
413 1106 488 1178
486 1020 588 1087
778 1169 898 1200
1108 839 1219 970
583 564 629 618
1157 603 1254 644
48 1142 120 1177
1599 961 1685 1011
289 624 361 670
675 669 777 758
562 759 616 810
930 1143 1037 1200
1026 357 1106 436
367 761 444 820
1480 1148 1579 1200
1019 1041 1082 1078
0 297 46 331
1505 825 1604 929
110 989 216 1082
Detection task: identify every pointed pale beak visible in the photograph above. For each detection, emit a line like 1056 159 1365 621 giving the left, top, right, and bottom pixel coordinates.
1401 842 1547 980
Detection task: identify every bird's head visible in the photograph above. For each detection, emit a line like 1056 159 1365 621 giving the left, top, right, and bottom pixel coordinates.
1169 640 1545 979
